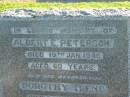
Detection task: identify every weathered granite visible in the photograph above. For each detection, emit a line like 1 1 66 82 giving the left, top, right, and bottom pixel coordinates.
0 8 130 97
0 8 130 18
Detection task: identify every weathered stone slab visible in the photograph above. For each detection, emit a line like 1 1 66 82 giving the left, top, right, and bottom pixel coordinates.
0 16 129 97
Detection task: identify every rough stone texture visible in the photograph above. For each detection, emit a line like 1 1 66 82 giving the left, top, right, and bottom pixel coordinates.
0 8 129 97
0 8 130 18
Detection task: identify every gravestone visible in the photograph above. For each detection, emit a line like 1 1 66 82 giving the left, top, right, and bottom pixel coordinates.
0 16 129 97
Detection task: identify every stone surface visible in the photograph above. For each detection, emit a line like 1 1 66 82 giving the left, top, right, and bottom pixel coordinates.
0 8 130 18
0 8 129 97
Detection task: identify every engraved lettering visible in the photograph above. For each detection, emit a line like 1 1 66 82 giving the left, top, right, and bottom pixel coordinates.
28 62 98 71
27 95 69 97
25 51 103 60
12 38 114 48
11 26 117 35
19 81 108 94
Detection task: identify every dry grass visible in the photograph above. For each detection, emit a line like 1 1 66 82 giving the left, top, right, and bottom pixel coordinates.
0 2 130 11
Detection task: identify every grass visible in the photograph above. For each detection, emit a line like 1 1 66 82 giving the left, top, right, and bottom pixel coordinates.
0 2 130 11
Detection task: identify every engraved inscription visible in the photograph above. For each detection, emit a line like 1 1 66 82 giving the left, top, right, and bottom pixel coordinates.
19 81 108 94
27 74 102 81
11 27 32 34
28 62 98 71
27 95 70 97
1 18 127 97
25 51 103 60
11 26 117 35
12 38 114 48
